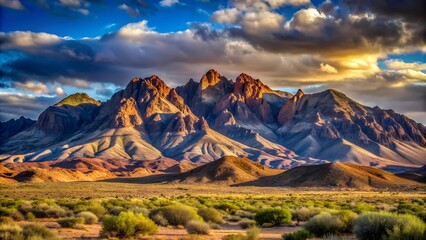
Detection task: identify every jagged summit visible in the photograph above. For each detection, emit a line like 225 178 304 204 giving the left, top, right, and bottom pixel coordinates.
233 73 273 99
295 89 304 98
199 69 229 90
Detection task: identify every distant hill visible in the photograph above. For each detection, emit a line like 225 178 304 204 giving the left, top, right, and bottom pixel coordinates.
13 168 115 183
240 162 422 189
169 156 282 184
396 166 426 183
105 156 283 185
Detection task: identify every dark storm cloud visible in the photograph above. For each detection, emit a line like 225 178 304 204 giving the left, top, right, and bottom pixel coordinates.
0 93 61 121
226 9 423 56
190 23 222 41
343 0 426 22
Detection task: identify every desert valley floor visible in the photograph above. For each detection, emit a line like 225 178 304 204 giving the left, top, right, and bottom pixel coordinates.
1 181 426 240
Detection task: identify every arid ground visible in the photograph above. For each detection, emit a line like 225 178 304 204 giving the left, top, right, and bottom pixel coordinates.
1 182 425 239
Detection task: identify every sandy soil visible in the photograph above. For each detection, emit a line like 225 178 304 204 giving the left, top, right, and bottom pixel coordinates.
26 219 301 240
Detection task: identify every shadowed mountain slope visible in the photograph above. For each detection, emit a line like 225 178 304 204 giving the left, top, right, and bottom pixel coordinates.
240 162 421 189
171 156 282 184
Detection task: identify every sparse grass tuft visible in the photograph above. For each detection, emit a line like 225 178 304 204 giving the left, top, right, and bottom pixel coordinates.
57 217 85 228
186 220 210 235
282 229 314 240
76 211 98 224
197 207 223 224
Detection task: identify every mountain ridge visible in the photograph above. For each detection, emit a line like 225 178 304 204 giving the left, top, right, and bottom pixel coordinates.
0 69 425 170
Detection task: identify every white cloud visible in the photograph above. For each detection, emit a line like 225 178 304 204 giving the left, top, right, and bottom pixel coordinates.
116 20 155 40
211 8 241 24
160 0 179 7
385 59 426 71
320 63 338 73
0 0 24 10
14 82 49 95
241 10 284 33
0 31 61 49
55 87 66 96
265 0 311 8
287 8 327 34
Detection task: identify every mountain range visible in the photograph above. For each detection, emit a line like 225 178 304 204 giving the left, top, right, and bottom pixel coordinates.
1 69 425 171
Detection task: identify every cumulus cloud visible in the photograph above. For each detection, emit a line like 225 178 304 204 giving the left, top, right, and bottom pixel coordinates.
211 8 241 24
13 81 49 94
0 31 61 49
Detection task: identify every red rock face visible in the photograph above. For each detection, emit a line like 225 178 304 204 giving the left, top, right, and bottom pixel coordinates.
114 98 143 128
277 89 305 125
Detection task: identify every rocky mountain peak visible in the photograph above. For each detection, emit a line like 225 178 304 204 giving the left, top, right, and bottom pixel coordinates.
38 93 101 135
234 73 273 99
55 93 100 107
199 69 227 90
295 89 304 98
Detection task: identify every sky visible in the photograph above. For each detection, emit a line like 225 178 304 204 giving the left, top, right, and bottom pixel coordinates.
0 0 425 123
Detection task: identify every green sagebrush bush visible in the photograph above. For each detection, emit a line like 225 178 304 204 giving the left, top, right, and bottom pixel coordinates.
149 204 201 226
76 211 98 224
291 207 320 225
0 222 22 240
254 208 292 227
336 210 358 233
0 222 58 240
186 220 210 235
197 207 224 224
57 217 84 228
353 212 426 240
102 211 158 238
239 219 257 229
223 227 260 240
31 204 68 218
215 203 239 214
303 212 344 237
282 229 314 240
22 223 59 240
